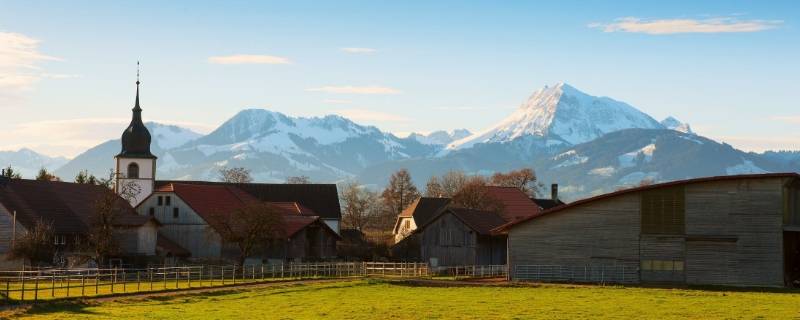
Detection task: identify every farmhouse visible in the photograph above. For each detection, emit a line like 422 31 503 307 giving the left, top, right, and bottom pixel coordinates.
406 186 546 266
0 177 159 269
136 182 339 263
497 173 800 287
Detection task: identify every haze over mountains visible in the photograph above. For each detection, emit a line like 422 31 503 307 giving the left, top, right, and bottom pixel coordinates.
4 83 799 200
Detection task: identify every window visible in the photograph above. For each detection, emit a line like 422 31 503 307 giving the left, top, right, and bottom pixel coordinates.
173 207 179 218
641 260 685 272
165 196 171 206
157 196 163 206
404 220 411 229
148 207 155 216
641 186 685 234
127 162 139 179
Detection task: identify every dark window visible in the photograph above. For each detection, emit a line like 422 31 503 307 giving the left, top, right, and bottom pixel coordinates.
148 207 155 216
157 196 163 206
165 196 171 206
173 207 179 218
641 186 685 234
127 162 139 179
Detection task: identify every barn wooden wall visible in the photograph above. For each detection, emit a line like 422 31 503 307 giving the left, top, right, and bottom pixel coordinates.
508 193 641 281
421 213 477 266
507 177 790 287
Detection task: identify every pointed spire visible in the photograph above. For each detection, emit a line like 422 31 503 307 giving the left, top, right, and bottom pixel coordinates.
134 61 141 112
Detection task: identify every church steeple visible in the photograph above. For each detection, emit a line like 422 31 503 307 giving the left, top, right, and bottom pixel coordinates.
118 62 155 158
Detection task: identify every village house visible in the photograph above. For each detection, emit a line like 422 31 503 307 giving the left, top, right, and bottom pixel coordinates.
136 182 339 263
395 186 549 266
496 173 800 287
0 176 159 269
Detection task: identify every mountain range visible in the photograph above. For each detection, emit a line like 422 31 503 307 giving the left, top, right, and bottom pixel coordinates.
4 83 798 200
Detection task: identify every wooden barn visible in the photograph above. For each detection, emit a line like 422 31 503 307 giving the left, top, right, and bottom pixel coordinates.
136 182 339 263
0 178 159 269
497 173 800 287
413 187 543 266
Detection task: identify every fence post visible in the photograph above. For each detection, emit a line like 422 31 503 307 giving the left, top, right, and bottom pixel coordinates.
51 272 55 298
66 272 70 298
94 271 99 295
33 274 39 303
81 273 85 297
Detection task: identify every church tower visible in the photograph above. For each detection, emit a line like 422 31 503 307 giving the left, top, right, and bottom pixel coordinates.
115 63 156 206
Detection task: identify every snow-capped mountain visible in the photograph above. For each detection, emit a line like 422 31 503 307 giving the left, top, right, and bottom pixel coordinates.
447 83 663 150
408 129 472 145
0 148 68 178
660 116 693 134
56 109 436 183
55 122 203 180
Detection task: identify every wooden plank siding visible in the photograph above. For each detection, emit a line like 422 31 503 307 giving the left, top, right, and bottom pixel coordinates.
421 213 477 266
508 176 793 287
508 193 641 281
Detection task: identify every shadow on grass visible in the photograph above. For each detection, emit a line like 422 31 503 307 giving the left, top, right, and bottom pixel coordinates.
9 300 103 317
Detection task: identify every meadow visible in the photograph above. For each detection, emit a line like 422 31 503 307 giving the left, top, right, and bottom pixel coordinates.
2 279 800 319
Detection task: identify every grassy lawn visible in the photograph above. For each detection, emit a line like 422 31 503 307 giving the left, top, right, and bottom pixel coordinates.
3 279 800 319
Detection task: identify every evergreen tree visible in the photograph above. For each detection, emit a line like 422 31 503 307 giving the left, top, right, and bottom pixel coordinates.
380 169 420 217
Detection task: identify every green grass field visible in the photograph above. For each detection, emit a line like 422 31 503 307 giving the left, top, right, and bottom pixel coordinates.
3 279 800 319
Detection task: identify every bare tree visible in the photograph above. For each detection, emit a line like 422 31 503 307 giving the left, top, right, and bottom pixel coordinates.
451 175 504 212
86 188 131 266
285 175 311 184
381 169 420 217
490 168 542 196
35 167 61 182
424 175 445 197
8 218 56 266
218 166 253 183
341 181 380 231
440 170 469 197
207 203 286 266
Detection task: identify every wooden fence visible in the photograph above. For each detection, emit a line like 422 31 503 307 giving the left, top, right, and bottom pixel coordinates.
0 262 432 303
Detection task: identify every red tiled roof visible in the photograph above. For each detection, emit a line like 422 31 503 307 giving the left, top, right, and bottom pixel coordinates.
158 183 339 239
0 179 154 234
270 202 317 216
155 180 342 219
484 186 542 222
493 173 800 233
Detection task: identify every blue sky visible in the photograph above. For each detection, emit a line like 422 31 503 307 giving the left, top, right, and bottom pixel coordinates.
0 1 798 157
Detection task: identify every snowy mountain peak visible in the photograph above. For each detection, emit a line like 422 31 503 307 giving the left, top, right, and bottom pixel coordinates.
660 117 693 134
409 129 472 145
447 83 663 150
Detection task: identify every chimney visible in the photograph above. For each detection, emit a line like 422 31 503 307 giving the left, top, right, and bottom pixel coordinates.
551 183 558 201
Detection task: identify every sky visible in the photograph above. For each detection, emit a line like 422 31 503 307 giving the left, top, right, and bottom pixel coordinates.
0 0 798 158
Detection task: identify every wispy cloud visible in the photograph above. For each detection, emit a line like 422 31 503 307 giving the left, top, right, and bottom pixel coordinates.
334 109 410 122
323 99 353 104
771 116 800 124
589 17 782 35
340 47 377 54
0 31 62 94
0 117 214 158
208 54 291 65
711 134 800 153
306 85 401 95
